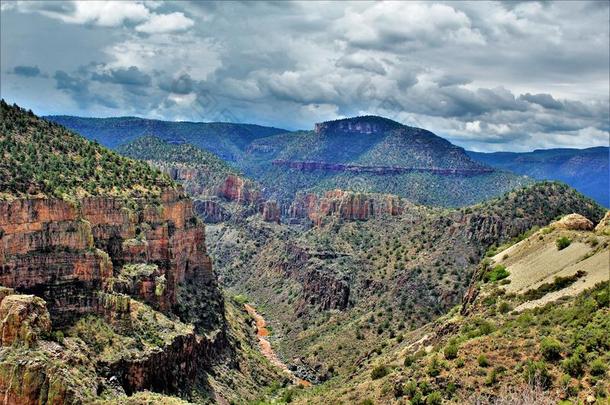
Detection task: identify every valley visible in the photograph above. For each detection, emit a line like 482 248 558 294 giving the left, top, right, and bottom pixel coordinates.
1 101 608 404
2 2 608 404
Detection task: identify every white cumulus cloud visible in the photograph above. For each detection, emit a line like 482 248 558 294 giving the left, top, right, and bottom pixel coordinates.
135 12 194 34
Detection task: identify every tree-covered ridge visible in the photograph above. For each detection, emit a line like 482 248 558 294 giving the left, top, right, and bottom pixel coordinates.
468 181 604 222
46 115 289 161
117 135 238 176
0 100 175 200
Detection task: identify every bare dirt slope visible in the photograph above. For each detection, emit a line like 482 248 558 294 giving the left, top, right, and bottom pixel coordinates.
491 213 609 310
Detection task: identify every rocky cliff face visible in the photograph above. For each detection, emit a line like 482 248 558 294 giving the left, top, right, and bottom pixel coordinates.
272 160 494 175
0 288 51 347
216 174 260 204
314 116 402 135
297 268 350 313
0 189 229 402
261 201 281 224
289 190 405 226
0 189 218 327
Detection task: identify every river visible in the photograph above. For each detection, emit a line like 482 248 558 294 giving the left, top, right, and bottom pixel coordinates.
244 304 311 387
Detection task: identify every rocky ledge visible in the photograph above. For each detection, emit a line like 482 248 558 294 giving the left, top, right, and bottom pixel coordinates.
314 116 402 135
288 190 405 226
272 159 494 176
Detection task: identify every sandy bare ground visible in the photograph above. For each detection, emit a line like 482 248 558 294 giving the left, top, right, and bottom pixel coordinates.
491 229 609 311
515 249 609 311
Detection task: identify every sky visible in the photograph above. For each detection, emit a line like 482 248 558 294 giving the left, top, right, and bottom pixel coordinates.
1 1 609 152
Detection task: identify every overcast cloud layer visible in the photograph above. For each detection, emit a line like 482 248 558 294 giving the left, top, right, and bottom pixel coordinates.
1 0 608 151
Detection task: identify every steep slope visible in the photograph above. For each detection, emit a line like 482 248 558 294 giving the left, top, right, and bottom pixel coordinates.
46 115 289 162
468 147 609 207
206 181 605 386
239 116 531 206
278 213 609 404
117 135 262 223
0 101 285 404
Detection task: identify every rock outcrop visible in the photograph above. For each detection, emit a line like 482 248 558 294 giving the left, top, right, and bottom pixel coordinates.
261 201 281 223
595 211 610 234
314 116 402 135
289 190 405 226
297 268 350 313
193 199 231 223
272 160 494 176
552 213 594 231
0 292 51 347
216 174 259 204
0 189 217 326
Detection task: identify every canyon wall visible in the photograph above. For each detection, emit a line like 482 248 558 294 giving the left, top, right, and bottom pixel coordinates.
272 159 494 175
0 189 217 326
288 190 405 226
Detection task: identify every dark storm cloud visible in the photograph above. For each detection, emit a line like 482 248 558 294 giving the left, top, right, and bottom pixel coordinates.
519 93 564 110
92 66 151 87
1 1 608 151
159 73 195 94
12 65 42 77
54 70 118 109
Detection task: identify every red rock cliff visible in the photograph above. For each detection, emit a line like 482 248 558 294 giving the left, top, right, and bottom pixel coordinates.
216 174 260 204
289 190 405 226
0 189 215 325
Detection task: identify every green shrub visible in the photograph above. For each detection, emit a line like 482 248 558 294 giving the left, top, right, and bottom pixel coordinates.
426 391 442 405
522 271 586 301
484 264 510 282
427 356 441 377
556 236 572 250
52 330 64 344
404 355 415 367
443 343 459 360
455 358 465 368
523 360 552 389
232 294 248 305
485 367 501 386
559 374 578 397
411 392 424 405
281 388 295 403
498 301 511 314
371 365 389 380
561 347 585 377
403 381 418 398
590 358 607 376
540 337 563 361
477 354 489 367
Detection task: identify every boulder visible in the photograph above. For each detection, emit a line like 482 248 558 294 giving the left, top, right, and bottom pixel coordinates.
552 213 594 231
0 294 51 347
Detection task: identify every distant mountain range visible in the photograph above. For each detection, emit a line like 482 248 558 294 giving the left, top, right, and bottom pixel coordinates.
47 114 608 208
45 115 287 162
237 116 529 206
468 147 609 207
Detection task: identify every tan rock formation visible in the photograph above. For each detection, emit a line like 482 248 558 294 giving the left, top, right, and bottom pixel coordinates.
0 294 51 347
552 213 594 231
